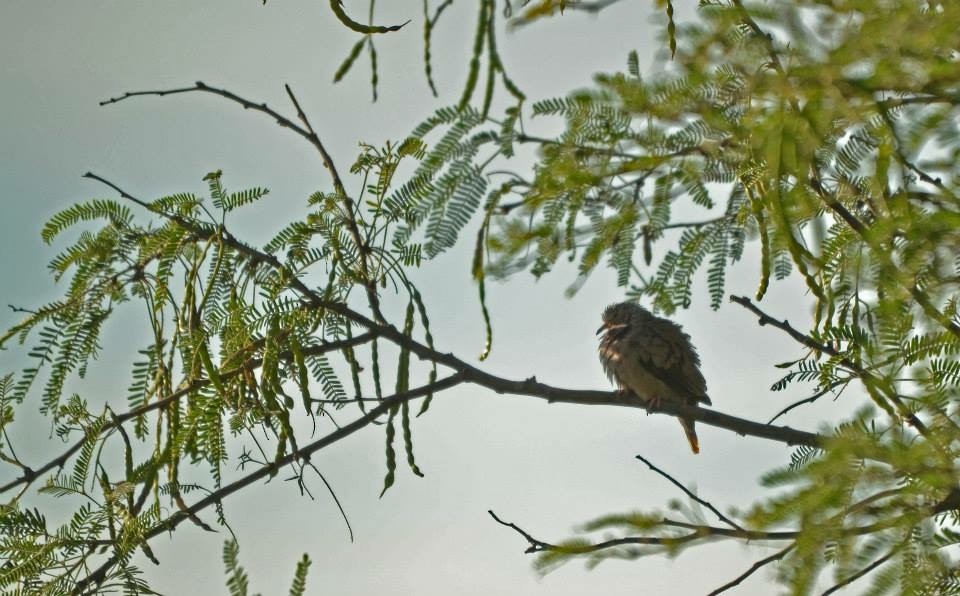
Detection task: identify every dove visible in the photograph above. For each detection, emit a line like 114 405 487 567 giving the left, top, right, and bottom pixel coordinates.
597 302 711 453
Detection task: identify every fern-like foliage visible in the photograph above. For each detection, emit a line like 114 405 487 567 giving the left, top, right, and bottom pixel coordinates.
405 1 960 591
0 163 435 590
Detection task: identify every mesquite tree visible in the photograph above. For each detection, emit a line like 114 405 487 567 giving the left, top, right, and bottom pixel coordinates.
2 1 960 594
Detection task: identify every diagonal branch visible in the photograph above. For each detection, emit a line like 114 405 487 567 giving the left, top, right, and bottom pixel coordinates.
708 544 794 595
767 381 847 424
71 374 463 595
0 332 375 495
636 455 744 532
77 173 824 451
100 81 387 321
283 83 385 323
491 509 925 562
491 510 853 559
488 510 557 553
729 294 934 438
820 541 902 595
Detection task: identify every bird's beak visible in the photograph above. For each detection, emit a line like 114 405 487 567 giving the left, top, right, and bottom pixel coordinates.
598 322 627 336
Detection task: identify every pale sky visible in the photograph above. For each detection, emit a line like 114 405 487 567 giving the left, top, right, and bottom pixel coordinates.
0 2 851 594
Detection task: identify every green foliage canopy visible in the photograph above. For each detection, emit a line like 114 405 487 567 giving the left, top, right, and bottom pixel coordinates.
1 1 960 594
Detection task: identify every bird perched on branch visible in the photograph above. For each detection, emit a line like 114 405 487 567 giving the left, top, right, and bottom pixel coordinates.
597 302 711 454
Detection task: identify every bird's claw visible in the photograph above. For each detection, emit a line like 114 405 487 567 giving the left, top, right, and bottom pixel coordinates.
646 395 662 413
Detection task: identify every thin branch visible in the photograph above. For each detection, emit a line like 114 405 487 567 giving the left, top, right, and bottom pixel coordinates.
708 544 794 595
488 510 557 553
284 83 384 322
731 0 787 77
635 455 744 532
515 133 637 159
282 84 346 196
101 82 388 322
71 374 464 595
17 175 826 509
729 294 932 437
490 510 900 560
0 333 375 495
767 381 847 424
100 82 328 162
80 174 823 448
304 460 354 543
876 103 959 204
820 543 900 595
661 216 726 230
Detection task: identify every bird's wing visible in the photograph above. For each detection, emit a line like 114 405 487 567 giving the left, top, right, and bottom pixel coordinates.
628 319 710 405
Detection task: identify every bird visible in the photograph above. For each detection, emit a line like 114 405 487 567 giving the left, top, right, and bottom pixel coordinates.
597 302 711 454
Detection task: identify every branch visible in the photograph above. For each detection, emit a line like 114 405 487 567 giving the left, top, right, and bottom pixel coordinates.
731 0 787 77
491 510 915 562
0 333 375 495
876 103 960 205
71 374 463 595
100 82 330 164
488 510 712 554
729 294 933 437
635 455 744 531
820 542 901 595
488 510 557 553
491 510 807 559
767 381 847 424
284 83 384 323
9 175 824 522
707 545 794 595
7 179 824 502
101 82 388 321
77 174 825 450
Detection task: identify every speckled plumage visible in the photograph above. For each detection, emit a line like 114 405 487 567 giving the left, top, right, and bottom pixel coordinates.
597 302 711 453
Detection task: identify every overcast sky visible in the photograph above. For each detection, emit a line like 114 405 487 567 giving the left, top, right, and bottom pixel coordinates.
0 2 851 594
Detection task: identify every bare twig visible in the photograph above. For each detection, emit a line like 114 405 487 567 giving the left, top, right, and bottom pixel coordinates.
635 455 744 532
303 460 354 543
100 82 388 322
767 381 847 424
489 510 902 561
488 510 557 553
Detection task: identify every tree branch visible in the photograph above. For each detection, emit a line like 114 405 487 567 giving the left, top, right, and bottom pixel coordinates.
74 174 824 450
820 542 901 595
100 82 388 322
707 545 794 595
0 332 375 495
489 509 867 560
767 381 847 424
636 455 744 531
729 294 933 437
71 374 464 595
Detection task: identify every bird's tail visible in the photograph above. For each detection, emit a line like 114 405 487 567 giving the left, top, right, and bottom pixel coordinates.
680 418 700 454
